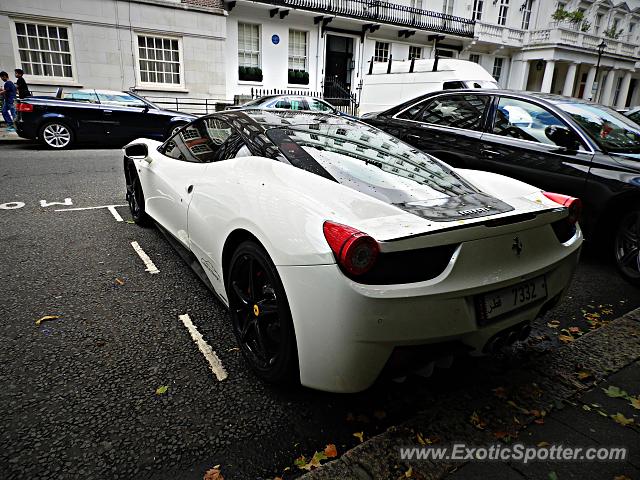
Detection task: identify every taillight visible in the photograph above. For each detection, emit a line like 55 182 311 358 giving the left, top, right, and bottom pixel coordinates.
542 191 582 224
323 221 379 276
16 103 33 112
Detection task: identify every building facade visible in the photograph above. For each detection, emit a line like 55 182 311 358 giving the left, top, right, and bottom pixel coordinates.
0 0 226 99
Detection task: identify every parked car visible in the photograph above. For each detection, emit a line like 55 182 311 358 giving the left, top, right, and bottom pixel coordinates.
123 109 582 392
626 106 640 125
362 90 640 283
359 58 499 116
15 89 195 149
227 95 353 117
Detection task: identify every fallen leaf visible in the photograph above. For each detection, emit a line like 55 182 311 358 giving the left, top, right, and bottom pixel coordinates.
493 431 510 439
294 456 307 469
324 444 337 458
537 441 550 448
155 385 169 395
416 432 427 445
353 431 364 443
35 315 61 326
547 320 560 329
493 386 508 399
125 220 135 224
558 334 574 343
630 397 640 410
114 277 125 286
568 326 582 334
611 413 634 427
470 411 487 430
582 405 592 411
613 475 631 480
203 467 223 480
548 472 558 480
577 370 593 381
534 418 545 425
295 450 328 471
603 386 629 399
405 466 413 478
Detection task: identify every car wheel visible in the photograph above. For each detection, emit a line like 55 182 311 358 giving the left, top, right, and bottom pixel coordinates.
227 241 298 384
39 121 74 149
614 208 640 285
125 163 151 226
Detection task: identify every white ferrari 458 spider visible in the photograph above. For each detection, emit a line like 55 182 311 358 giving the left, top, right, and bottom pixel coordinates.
123 110 582 393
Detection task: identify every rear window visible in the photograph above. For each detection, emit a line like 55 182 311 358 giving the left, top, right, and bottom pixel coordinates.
265 121 476 203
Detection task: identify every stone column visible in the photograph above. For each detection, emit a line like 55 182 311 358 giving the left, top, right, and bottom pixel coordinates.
600 69 617 105
562 62 578 97
520 60 530 90
615 70 633 109
583 65 597 100
541 60 556 93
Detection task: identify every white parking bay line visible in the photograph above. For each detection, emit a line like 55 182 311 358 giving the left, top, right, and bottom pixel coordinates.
107 205 124 222
179 314 228 381
130 241 160 274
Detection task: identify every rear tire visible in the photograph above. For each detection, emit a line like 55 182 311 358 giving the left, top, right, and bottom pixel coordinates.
125 163 151 226
39 121 74 149
227 241 299 384
613 207 640 286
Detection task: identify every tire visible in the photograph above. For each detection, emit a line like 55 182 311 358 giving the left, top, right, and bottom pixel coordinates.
125 163 151 226
227 241 299 384
39 121 74 149
613 208 640 286
166 122 186 140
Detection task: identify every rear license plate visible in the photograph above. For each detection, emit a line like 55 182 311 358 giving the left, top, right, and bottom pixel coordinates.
477 276 547 324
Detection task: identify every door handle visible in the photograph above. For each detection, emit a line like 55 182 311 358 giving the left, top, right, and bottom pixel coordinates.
186 185 194 194
104 110 113 115
481 149 502 158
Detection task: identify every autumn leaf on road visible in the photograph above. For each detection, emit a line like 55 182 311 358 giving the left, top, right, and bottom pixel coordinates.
203 466 223 480
630 397 640 410
324 444 338 458
405 466 413 478
295 451 328 471
353 431 364 443
470 411 487 430
611 413 634 427
603 386 629 399
155 385 169 395
558 334 574 343
35 315 61 326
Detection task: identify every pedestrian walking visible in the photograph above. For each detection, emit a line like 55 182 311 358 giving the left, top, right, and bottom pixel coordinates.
15 69 31 99
0 71 17 132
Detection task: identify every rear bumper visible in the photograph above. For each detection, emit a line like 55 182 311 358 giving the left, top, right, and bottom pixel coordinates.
15 119 37 140
278 224 582 393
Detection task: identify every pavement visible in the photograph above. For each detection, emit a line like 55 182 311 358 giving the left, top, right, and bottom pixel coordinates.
0 128 28 142
1 142 639 480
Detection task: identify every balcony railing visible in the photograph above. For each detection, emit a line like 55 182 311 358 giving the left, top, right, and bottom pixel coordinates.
253 0 475 37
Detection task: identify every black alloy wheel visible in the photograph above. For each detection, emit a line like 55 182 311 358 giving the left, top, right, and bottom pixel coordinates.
614 209 640 285
126 164 150 226
227 241 298 383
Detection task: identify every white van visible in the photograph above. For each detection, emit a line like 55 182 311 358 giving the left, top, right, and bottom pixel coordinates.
358 58 498 115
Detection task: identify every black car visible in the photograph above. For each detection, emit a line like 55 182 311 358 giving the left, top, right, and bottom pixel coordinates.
363 90 640 283
15 89 195 149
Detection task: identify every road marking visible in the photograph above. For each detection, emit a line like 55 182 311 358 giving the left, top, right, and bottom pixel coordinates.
40 198 73 208
1 202 26 210
54 204 127 212
107 205 124 222
130 241 160 274
179 314 228 381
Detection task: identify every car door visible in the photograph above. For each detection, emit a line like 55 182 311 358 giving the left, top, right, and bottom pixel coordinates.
140 117 233 246
96 91 164 141
479 96 594 197
379 92 491 168
58 90 105 138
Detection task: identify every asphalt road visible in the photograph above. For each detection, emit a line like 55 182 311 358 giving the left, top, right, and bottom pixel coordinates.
1 142 638 480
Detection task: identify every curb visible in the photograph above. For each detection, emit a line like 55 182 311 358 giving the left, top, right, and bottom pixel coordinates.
299 308 640 480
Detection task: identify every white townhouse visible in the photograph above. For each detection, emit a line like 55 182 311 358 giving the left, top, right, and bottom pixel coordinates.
0 0 227 101
467 0 640 107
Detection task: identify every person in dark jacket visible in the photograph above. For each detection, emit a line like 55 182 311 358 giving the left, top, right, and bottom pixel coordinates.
14 69 31 99
0 71 17 131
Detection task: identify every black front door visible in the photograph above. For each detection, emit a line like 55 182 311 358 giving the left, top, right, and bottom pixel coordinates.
324 35 353 90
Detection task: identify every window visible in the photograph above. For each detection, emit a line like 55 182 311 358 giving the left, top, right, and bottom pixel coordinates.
492 57 504 82
64 90 99 103
498 0 509 26
161 117 235 163
630 22 637 38
238 23 260 68
492 97 582 148
436 49 457 58
521 0 533 29
288 30 307 71
307 99 334 112
96 92 147 108
374 42 390 62
416 94 489 131
137 35 181 85
14 21 73 78
472 0 483 20
408 46 422 60
410 0 423 8
442 0 454 15
469 54 480 64
595 13 603 33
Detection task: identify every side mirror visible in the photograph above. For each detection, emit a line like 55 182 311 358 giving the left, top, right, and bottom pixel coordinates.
545 125 581 151
142 105 150 113
124 143 150 162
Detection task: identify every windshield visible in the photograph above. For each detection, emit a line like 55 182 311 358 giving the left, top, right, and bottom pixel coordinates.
558 102 640 153
265 121 477 204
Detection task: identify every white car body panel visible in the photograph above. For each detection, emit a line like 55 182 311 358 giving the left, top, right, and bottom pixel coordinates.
125 119 582 392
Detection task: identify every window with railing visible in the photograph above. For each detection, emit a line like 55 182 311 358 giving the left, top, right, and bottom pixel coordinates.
521 0 532 29
374 41 390 62
14 21 73 78
409 46 423 59
472 0 483 21
442 0 454 16
498 0 509 26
